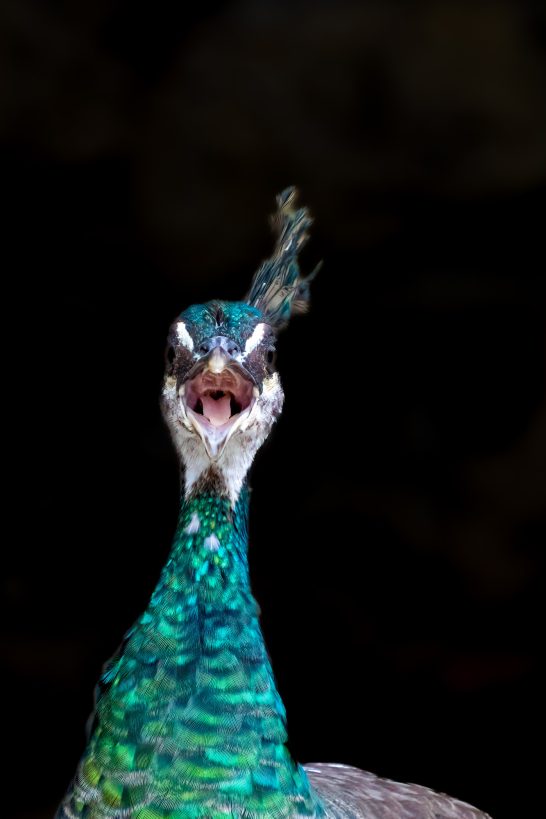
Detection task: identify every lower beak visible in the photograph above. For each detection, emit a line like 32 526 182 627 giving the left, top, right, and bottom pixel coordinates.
181 348 257 460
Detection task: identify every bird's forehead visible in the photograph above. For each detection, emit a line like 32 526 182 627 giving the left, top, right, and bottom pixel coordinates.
177 301 269 347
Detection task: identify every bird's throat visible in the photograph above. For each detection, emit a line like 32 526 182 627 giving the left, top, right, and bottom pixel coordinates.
65 486 321 817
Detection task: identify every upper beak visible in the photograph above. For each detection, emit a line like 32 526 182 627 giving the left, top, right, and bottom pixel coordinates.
206 346 231 375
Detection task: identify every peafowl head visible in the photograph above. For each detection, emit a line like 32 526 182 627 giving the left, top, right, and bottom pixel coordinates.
161 187 318 503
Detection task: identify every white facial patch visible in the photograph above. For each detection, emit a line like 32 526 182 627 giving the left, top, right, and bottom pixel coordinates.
161 358 284 507
198 372 284 505
176 321 194 351
242 322 266 359
162 375 177 403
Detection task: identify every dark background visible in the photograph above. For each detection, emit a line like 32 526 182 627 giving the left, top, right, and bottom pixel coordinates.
3 2 545 817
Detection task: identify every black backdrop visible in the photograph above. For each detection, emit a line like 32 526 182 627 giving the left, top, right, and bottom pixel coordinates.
4 2 545 817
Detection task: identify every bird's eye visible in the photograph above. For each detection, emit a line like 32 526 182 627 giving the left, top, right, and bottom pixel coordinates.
166 346 176 364
266 349 276 367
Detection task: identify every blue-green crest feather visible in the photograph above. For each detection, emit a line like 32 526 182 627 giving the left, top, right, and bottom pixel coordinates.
246 187 320 330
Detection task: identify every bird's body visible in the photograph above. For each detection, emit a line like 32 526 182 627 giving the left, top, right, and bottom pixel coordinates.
305 765 490 818
57 190 491 818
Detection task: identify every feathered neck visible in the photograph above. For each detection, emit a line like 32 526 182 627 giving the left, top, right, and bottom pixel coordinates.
60 482 323 818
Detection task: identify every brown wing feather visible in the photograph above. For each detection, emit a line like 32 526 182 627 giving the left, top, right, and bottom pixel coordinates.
304 763 492 819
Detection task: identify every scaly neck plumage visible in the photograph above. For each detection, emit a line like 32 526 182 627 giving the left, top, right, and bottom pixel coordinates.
63 483 322 818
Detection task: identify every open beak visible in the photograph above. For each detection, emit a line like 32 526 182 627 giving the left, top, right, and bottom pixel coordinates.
180 347 258 459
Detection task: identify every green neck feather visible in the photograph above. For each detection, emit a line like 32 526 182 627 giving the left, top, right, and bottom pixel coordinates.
59 484 322 818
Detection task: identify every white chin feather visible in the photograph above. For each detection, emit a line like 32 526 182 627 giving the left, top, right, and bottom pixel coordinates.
162 373 284 504
186 392 258 460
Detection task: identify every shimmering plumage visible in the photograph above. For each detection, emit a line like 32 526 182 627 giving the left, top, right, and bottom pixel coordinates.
57 189 491 818
246 187 319 330
305 765 489 819
58 489 320 818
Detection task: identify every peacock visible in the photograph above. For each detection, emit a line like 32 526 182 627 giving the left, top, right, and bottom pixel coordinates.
56 188 491 819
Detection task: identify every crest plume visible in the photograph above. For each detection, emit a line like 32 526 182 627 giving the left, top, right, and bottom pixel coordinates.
246 186 319 330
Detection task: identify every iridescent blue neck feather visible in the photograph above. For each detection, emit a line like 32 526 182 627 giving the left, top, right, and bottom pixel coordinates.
57 483 323 817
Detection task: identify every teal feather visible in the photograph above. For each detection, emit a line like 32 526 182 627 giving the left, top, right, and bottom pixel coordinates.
57 487 323 818
246 187 320 330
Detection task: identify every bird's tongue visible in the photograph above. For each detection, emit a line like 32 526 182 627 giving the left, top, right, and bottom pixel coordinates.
201 393 232 426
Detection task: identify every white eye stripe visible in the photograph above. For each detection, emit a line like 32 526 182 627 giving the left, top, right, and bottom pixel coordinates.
176 321 194 351
242 323 266 358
